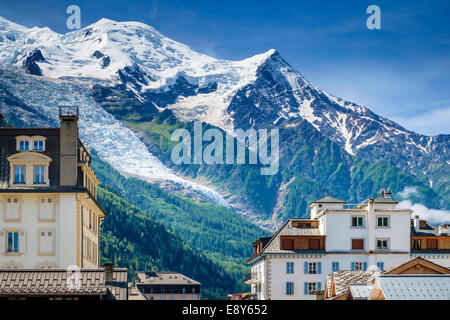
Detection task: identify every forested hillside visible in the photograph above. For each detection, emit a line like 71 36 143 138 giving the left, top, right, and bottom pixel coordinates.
93 156 269 299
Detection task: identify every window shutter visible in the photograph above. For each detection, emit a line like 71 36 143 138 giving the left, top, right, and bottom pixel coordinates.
19 231 26 253
351 262 355 271
318 262 322 274
317 282 322 291
363 262 367 271
304 262 308 274
336 262 339 271
0 232 5 254
304 282 308 295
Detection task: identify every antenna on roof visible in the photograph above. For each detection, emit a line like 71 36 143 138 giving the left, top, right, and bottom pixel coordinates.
59 106 79 117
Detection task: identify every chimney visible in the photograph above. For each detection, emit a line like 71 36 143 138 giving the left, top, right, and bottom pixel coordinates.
413 215 420 233
102 262 114 282
385 187 392 199
59 107 79 186
438 225 449 236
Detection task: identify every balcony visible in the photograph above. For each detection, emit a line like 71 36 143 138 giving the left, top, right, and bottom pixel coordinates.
244 272 261 285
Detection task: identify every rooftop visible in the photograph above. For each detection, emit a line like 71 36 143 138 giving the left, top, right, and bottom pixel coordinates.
136 272 201 286
0 268 128 300
376 275 450 300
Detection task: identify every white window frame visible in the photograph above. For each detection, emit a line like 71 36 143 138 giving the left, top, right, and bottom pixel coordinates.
33 165 46 184
13 165 26 184
376 238 390 250
354 262 363 271
308 282 317 295
308 262 317 274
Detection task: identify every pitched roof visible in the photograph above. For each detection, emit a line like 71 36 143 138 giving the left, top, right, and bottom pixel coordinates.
312 195 346 204
383 256 450 275
349 284 374 300
256 219 323 254
411 221 446 237
0 268 127 300
136 272 201 286
376 275 450 300
328 271 380 298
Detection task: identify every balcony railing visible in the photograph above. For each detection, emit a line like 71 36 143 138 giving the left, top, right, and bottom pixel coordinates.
245 273 261 284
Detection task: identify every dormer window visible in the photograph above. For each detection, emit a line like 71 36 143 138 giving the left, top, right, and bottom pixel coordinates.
33 140 44 151
19 140 29 151
16 136 46 152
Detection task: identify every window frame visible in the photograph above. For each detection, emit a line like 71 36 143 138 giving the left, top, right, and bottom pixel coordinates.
286 262 294 274
285 282 294 295
351 238 365 251
38 228 56 256
376 215 390 228
13 165 26 184
307 282 317 295
33 165 46 185
308 262 317 275
6 231 19 253
376 238 390 250
351 215 365 228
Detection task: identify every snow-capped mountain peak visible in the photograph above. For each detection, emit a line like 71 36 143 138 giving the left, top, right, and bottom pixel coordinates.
0 16 447 193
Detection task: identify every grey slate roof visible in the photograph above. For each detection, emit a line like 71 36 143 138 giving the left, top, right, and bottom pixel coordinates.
312 195 346 203
377 275 450 300
411 222 442 237
0 268 128 300
349 284 374 300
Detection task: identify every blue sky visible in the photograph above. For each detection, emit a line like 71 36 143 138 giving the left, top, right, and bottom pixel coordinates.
0 0 449 135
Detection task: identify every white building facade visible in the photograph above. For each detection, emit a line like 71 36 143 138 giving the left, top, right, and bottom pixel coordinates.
246 191 418 300
0 110 105 269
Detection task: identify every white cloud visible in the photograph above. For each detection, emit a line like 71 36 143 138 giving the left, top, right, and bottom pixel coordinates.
396 186 450 224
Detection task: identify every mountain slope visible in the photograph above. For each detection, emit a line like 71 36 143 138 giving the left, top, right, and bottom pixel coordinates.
98 187 243 300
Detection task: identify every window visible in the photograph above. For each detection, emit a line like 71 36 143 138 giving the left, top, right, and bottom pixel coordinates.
352 239 364 250
308 262 317 274
19 140 29 151
34 165 45 184
281 238 294 250
376 239 389 250
304 282 320 295
427 239 438 249
412 239 422 249
7 232 19 253
351 216 364 227
33 140 44 151
309 239 320 250
39 230 54 255
304 261 322 274
377 262 385 271
14 166 25 184
332 262 340 272
377 216 390 227
39 198 54 221
5 198 20 220
351 262 367 271
286 282 294 295
286 262 294 274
